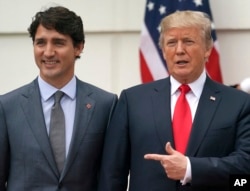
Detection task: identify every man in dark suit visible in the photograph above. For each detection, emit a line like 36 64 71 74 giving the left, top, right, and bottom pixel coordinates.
98 11 250 191
0 6 117 191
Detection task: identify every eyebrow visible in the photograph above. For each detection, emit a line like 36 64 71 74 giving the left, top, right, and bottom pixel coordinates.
34 38 67 42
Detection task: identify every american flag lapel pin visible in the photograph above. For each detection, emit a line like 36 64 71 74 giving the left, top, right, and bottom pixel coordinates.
210 96 216 101
86 103 92 109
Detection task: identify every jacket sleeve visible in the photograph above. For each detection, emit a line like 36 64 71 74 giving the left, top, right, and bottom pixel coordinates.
0 99 9 191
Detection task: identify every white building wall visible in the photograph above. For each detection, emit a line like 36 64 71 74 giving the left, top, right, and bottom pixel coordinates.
0 0 250 95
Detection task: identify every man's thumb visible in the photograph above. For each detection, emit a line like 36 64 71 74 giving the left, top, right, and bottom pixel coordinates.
165 142 175 154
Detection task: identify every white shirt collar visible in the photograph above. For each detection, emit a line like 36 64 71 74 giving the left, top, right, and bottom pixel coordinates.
38 76 76 101
170 70 206 98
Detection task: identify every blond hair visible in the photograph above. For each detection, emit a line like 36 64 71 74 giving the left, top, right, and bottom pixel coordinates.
159 10 213 50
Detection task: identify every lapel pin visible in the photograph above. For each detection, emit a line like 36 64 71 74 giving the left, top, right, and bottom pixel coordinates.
210 96 216 101
86 103 92 109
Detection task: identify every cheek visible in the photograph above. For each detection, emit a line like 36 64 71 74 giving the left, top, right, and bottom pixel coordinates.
189 47 206 60
34 47 43 57
65 48 76 57
162 48 173 61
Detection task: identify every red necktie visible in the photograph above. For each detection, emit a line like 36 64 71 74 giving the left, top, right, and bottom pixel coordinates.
173 84 192 154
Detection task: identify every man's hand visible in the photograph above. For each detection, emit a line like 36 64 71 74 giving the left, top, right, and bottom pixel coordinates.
144 142 187 180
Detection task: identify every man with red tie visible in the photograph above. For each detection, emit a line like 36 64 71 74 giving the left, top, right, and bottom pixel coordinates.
98 10 250 191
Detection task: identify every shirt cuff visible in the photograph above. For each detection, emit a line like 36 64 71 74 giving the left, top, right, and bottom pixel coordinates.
180 157 192 185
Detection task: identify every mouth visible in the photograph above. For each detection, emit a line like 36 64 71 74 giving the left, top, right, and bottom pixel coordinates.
176 60 188 65
42 60 59 65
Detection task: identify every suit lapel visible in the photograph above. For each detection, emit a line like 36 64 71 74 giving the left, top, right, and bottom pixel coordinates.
21 79 59 176
62 80 95 178
152 78 175 150
186 78 221 156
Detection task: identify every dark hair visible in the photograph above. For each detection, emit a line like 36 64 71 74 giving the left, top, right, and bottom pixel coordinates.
28 6 85 47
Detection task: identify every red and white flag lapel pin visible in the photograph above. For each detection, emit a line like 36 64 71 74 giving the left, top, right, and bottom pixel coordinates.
86 103 92 109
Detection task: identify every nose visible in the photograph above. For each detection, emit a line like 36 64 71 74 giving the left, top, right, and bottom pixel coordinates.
176 41 185 54
44 44 55 57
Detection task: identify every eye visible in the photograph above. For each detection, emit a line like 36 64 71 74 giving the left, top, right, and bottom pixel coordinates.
54 39 66 46
55 41 64 45
184 39 194 45
35 40 45 46
166 40 176 47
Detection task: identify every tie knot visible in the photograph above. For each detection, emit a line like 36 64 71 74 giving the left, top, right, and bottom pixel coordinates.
54 91 64 103
179 84 190 94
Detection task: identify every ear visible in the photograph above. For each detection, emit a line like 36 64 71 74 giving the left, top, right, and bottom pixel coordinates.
74 43 84 58
162 47 167 61
204 46 212 60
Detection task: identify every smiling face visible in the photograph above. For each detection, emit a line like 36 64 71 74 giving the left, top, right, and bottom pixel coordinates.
162 27 212 84
34 24 83 88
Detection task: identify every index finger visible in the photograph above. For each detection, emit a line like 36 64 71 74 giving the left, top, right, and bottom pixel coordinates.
144 154 165 161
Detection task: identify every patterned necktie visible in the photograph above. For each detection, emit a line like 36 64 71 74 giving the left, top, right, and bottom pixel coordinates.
172 84 192 154
49 91 65 173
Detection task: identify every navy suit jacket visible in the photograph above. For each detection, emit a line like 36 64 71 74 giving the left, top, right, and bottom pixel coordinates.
0 78 117 191
98 76 250 191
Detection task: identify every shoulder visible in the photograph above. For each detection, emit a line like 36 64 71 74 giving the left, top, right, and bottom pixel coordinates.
123 78 169 95
206 78 250 107
208 78 250 97
76 78 117 99
0 80 36 102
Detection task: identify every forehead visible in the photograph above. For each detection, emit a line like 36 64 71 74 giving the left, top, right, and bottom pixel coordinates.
164 27 201 38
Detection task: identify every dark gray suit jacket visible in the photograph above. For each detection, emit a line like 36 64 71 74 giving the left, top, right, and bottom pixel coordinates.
98 76 250 191
0 78 117 191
